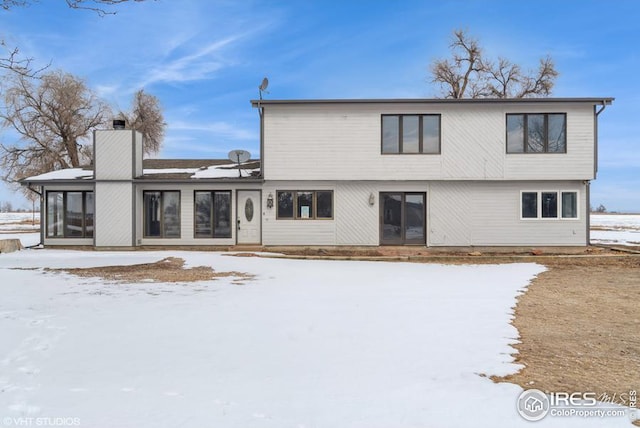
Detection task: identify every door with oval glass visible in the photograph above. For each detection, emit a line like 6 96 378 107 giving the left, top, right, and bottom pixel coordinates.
237 190 261 244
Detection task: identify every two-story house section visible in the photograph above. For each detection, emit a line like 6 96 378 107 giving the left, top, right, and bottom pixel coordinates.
253 98 613 247
22 97 612 249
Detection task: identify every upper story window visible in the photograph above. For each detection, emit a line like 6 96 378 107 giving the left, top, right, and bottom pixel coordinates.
382 114 440 154
507 113 566 153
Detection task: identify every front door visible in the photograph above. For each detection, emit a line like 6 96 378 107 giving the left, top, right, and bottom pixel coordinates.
380 192 426 245
237 190 261 244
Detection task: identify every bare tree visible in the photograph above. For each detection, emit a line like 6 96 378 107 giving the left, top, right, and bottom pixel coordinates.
117 89 165 156
2 0 150 15
0 70 110 184
430 29 558 98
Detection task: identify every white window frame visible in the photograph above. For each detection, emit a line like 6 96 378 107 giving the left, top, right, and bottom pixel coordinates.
519 190 579 220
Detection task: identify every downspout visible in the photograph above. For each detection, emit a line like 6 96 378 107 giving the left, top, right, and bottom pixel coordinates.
25 184 44 248
588 100 609 246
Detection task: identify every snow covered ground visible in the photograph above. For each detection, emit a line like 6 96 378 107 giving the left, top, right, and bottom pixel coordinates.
590 214 640 246
0 249 633 427
0 216 637 426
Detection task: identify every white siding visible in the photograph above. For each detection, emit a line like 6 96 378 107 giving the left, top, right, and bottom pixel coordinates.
262 102 596 181
136 183 258 246
261 180 586 247
94 130 142 180
261 181 337 246
95 182 133 247
429 181 587 246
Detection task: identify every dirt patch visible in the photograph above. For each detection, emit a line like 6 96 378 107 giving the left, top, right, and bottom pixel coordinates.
47 257 254 284
493 255 640 409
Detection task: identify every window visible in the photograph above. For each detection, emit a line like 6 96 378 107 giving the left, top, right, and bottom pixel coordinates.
507 113 566 153
144 191 181 238
521 192 538 219
46 191 94 238
276 191 333 219
382 114 440 154
380 192 425 245
562 192 578 218
194 191 232 238
520 191 578 219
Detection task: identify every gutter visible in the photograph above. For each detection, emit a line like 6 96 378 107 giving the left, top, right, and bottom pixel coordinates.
25 184 44 249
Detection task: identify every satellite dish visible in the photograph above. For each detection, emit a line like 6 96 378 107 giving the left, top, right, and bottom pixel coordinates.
228 149 251 163
259 77 269 92
258 77 269 100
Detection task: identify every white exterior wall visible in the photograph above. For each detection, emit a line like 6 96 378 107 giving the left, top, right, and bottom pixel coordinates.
429 181 587 246
262 102 596 181
135 183 260 246
95 182 133 247
261 180 587 246
94 130 142 180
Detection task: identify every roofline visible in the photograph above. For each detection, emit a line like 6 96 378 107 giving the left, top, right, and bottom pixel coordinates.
20 178 265 185
251 97 614 107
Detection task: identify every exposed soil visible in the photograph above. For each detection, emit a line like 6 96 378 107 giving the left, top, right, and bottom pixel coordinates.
493 255 640 412
46 256 254 284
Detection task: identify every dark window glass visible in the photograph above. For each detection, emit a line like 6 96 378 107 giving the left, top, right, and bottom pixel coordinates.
507 113 566 153
382 193 402 241
527 114 545 153
214 192 231 238
65 192 84 237
561 192 577 218
382 114 440 154
85 192 94 238
296 192 313 219
522 192 538 218
194 192 212 238
277 191 294 218
423 115 440 154
144 191 180 238
507 114 525 153
541 192 558 218
316 191 333 218
144 192 162 237
404 194 425 244
382 115 400 153
162 192 181 238
47 192 64 238
403 115 420 153
548 114 567 153
46 191 93 238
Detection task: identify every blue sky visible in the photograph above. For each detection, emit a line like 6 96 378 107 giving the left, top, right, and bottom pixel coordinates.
0 0 638 212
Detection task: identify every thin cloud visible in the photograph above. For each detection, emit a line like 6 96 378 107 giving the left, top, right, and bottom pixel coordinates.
139 36 241 87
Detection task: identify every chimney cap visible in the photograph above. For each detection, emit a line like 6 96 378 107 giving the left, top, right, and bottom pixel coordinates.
113 119 126 130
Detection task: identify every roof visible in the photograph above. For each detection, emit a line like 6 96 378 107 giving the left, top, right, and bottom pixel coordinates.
20 159 261 183
251 97 615 107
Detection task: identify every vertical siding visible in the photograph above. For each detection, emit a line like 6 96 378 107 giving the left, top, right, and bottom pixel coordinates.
95 182 133 247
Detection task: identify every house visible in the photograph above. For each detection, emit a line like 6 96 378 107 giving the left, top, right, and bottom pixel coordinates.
21 97 613 248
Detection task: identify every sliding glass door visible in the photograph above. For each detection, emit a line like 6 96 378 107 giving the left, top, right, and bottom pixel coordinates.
380 192 425 245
